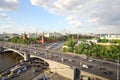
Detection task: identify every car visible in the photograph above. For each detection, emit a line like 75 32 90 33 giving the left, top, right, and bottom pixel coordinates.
0 76 9 80
7 73 14 78
33 69 40 73
68 59 72 62
102 62 109 64
98 67 106 71
39 76 48 80
88 59 93 62
0 73 5 77
73 56 79 58
107 71 113 75
4 69 10 75
82 64 89 69
22 66 27 71
103 71 108 75
81 56 88 59
16 69 21 74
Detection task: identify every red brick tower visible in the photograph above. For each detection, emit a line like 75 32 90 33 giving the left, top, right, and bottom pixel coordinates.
23 33 28 39
41 32 45 44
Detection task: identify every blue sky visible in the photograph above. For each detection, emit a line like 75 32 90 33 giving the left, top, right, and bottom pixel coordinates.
0 0 120 34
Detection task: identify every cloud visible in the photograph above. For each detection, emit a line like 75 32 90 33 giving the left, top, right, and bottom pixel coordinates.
68 20 83 28
97 25 120 34
0 0 19 11
8 24 41 34
30 0 120 33
0 25 12 30
0 13 10 20
0 24 41 34
87 18 99 23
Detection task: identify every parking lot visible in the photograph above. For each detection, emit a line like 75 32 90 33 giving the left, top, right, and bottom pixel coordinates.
0 58 49 80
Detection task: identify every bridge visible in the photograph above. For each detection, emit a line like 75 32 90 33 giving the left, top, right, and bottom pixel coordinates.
3 47 30 61
0 42 119 80
1 48 79 80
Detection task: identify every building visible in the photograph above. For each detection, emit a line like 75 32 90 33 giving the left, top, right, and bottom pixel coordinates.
100 34 120 40
44 32 62 38
9 33 20 38
28 32 42 38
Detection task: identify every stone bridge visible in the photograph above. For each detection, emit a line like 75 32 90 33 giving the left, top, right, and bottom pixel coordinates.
1 47 78 80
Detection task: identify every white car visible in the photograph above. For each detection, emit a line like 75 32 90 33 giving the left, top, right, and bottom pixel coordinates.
88 59 93 62
82 64 89 69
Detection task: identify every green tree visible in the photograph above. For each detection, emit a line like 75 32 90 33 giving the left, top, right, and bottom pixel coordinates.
101 38 108 43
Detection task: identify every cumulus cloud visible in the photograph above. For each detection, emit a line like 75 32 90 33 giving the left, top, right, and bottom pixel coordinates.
0 0 19 11
30 0 120 33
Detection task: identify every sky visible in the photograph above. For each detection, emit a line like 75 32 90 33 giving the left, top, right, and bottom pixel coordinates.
0 0 120 34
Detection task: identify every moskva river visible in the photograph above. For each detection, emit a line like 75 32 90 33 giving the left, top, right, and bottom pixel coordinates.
0 51 23 72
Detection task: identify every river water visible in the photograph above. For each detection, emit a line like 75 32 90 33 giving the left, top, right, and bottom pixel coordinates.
0 51 24 72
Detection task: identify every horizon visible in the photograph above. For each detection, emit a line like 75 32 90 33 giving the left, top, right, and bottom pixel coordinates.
0 0 120 34
0 31 120 35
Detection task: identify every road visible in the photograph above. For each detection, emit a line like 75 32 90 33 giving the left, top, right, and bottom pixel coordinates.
0 42 120 80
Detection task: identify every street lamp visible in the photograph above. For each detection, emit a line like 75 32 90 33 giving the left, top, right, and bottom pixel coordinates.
61 57 64 63
117 53 120 80
79 57 82 80
79 58 82 69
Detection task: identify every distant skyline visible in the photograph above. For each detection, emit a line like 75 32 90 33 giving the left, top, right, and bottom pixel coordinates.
0 0 120 34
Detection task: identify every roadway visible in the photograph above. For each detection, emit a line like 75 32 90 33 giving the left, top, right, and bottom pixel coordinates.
0 42 119 80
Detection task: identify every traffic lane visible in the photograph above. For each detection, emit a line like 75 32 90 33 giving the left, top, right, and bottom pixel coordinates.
63 56 118 79
66 60 117 80
48 51 118 72
77 58 117 72
91 59 118 70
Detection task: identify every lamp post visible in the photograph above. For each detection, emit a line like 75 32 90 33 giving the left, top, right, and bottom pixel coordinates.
117 53 120 80
80 58 82 69
79 57 82 80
